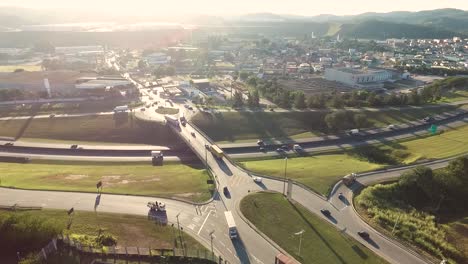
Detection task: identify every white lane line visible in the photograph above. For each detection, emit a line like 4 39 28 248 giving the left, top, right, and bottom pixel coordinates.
197 210 214 235
219 241 226 247
226 248 233 254
251 254 264 264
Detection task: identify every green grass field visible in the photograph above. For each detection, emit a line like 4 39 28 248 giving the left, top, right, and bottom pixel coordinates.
439 89 468 103
0 209 205 251
0 161 212 202
192 106 458 143
0 114 182 146
240 192 387 264
0 65 42 72
240 125 468 195
155 107 179 115
241 154 383 195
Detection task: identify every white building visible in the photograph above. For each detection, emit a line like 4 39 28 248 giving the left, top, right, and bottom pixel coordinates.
145 52 171 65
324 68 392 89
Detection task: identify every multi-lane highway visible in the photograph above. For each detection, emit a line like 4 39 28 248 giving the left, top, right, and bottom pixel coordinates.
0 65 460 264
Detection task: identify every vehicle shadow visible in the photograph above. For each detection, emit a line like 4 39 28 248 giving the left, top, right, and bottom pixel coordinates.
255 181 267 190
325 214 338 225
215 158 233 176
364 237 380 249
232 237 251 264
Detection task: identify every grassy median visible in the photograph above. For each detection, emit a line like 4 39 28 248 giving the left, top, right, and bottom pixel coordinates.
0 161 212 202
239 125 468 195
240 192 387 264
192 106 458 143
0 114 181 146
241 154 382 195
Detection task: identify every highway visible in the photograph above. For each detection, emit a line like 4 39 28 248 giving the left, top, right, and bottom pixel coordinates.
0 61 456 264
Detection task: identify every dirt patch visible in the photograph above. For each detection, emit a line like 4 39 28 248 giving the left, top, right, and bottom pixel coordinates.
117 223 171 249
65 174 89 180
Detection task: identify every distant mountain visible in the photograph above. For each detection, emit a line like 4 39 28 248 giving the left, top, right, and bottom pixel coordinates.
336 20 464 39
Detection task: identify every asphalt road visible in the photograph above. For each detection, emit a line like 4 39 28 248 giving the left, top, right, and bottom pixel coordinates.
0 67 452 264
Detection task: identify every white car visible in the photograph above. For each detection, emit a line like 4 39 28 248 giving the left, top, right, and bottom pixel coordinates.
253 176 263 183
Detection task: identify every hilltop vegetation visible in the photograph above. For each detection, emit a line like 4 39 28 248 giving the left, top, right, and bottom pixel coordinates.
356 157 468 263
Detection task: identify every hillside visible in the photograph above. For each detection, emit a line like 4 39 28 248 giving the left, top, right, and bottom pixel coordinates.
337 20 464 39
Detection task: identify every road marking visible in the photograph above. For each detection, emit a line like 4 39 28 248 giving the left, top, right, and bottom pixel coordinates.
226 248 233 254
193 216 201 223
219 241 226 247
187 224 196 230
197 210 213 235
251 254 264 264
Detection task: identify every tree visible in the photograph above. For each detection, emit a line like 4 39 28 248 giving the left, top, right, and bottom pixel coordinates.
138 60 147 70
247 76 257 87
325 110 350 131
353 113 368 128
247 90 260 108
239 71 249 81
232 91 244 108
294 92 307 109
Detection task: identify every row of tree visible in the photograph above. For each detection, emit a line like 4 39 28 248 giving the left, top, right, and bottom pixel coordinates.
398 156 468 214
232 90 260 108
247 76 468 109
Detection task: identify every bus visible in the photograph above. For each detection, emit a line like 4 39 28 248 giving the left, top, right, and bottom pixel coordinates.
224 211 238 239
210 144 224 159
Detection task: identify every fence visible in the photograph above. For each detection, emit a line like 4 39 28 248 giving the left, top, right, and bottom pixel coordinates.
37 234 219 263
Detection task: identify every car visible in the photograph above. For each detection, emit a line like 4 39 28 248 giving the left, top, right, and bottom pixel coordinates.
358 231 370 239
259 146 265 152
320 209 331 217
140 108 145 111
293 144 302 151
70 144 78 149
184 104 189 109
49 114 55 118
276 148 284 153
205 144 211 150
281 145 289 151
270 108 274 112
223 186 229 196
188 106 194 110
190 132 196 137
253 176 263 183
257 140 265 146
423 116 434 123
338 193 344 200
387 124 395 130
4 142 14 146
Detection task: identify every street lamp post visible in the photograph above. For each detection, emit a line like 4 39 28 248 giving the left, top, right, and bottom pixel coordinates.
282 157 288 196
294 230 305 257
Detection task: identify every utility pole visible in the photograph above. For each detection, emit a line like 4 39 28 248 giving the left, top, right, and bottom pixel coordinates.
283 157 288 196
209 230 215 260
391 215 401 235
176 212 181 238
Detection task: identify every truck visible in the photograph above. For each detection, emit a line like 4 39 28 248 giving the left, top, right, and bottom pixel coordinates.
151 150 163 166
114 105 129 113
347 129 360 136
224 211 238 239
164 115 180 127
209 144 224 159
342 173 357 186
179 116 187 126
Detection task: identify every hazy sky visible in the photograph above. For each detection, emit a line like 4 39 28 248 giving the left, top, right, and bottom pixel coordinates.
1 0 468 16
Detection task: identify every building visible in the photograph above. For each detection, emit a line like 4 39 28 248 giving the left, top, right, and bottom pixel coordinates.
145 52 171 65
324 67 392 89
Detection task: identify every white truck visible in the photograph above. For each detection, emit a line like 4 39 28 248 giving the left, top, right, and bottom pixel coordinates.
114 105 129 113
224 211 238 239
